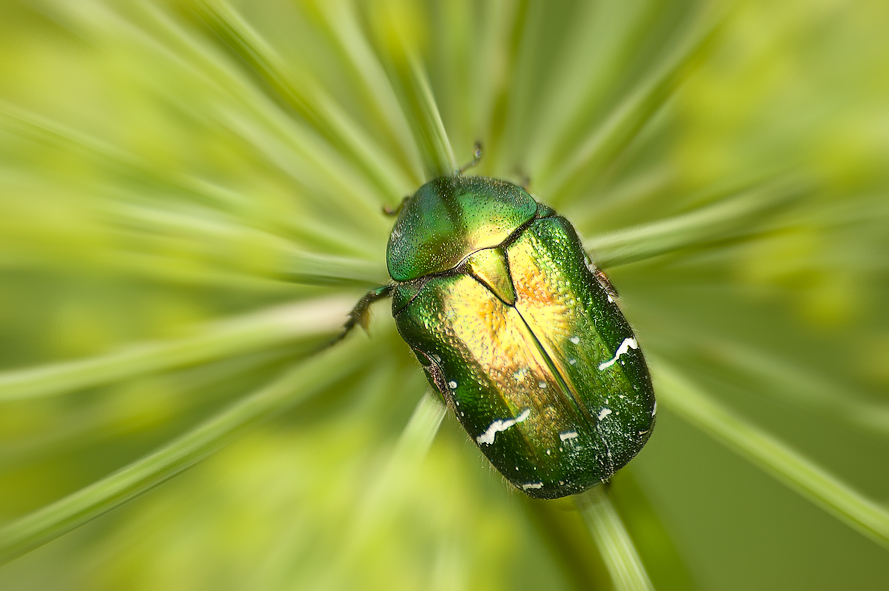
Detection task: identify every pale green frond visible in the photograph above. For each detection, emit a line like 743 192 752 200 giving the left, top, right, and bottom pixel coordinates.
484 0 554 174
0 336 371 566
192 0 412 197
540 6 727 206
363 0 457 179
584 175 807 268
653 357 889 550
667 329 889 437
576 486 655 591
403 54 457 178
0 101 247 210
0 348 299 469
282 252 388 286
525 0 667 174
311 0 422 180
122 1 396 222
0 296 354 402
472 0 531 175
324 391 446 587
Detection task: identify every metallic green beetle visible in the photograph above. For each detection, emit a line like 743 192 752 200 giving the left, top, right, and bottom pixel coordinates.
342 173 656 500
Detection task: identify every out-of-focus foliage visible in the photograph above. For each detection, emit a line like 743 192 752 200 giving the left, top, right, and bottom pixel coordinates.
0 0 887 589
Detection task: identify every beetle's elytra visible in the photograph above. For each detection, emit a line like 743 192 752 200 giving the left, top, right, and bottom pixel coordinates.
342 172 656 500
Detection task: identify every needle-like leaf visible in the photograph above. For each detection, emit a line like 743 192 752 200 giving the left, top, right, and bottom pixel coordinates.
0 337 371 565
653 357 889 550
0 296 355 402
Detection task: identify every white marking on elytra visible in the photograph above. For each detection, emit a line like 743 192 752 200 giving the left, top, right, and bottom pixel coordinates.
652 401 657 416
598 337 638 370
538 381 547 389
607 294 614 303
569 336 580 344
559 431 578 441
448 380 458 389
522 482 544 490
568 358 577 365
476 408 532 445
598 408 612 420
546 449 552 455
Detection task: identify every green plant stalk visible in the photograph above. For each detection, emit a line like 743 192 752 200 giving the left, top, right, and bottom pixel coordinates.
191 0 410 197
652 357 889 550
0 337 371 565
541 7 727 206
0 296 356 402
313 0 421 179
369 2 456 180
323 391 446 588
585 176 806 268
384 50 456 179
576 486 655 591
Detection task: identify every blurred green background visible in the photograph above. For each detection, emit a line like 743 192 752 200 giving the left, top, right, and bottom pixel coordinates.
0 0 888 589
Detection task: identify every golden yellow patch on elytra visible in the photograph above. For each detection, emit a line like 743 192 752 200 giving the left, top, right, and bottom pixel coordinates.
508 235 577 341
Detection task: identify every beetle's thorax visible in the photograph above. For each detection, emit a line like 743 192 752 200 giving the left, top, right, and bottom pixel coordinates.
386 176 539 282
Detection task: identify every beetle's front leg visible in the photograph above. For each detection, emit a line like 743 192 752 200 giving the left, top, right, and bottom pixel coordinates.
583 253 619 300
329 285 394 346
383 198 409 217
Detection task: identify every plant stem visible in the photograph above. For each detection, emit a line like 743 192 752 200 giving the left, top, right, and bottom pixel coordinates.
576 486 655 591
0 338 370 565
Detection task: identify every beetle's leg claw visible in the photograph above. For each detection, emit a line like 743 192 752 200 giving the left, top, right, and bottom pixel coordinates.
383 197 409 217
328 285 394 348
353 306 372 334
594 268 619 299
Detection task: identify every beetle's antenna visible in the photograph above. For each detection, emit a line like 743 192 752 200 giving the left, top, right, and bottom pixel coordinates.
456 141 483 175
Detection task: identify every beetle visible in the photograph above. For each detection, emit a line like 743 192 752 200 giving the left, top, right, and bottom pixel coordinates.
337 153 656 500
